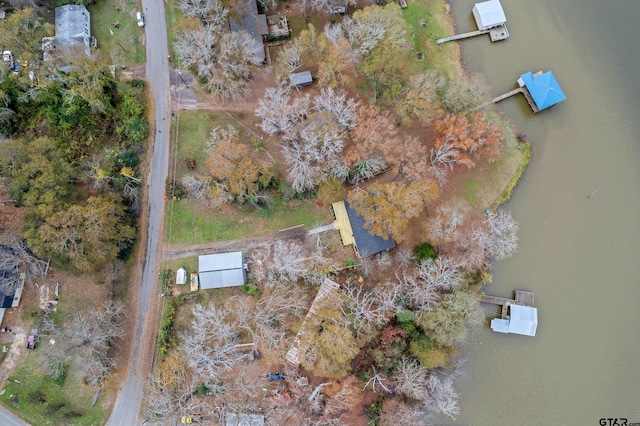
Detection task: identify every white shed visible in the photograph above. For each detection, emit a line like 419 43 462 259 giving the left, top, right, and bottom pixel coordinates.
198 252 247 290
176 267 187 285
472 0 506 31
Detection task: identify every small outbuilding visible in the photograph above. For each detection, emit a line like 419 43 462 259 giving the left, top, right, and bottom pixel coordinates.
517 70 567 112
226 412 265 426
198 252 247 290
472 0 506 31
176 267 187 285
290 70 313 87
491 304 538 336
332 201 395 257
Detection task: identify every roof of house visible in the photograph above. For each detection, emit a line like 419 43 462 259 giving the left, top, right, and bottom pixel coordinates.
226 413 265 426
229 0 267 62
507 304 538 336
198 252 246 289
332 201 355 246
290 70 313 86
519 71 567 110
473 0 506 29
343 201 395 257
55 5 91 51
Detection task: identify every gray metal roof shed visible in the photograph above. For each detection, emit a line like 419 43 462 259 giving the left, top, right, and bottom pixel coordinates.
198 252 246 289
472 0 506 30
290 71 313 87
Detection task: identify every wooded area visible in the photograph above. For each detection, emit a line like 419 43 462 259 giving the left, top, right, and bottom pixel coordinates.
151 0 528 424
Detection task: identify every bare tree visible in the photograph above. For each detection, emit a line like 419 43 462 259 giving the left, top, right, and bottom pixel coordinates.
256 85 310 136
42 301 126 387
380 399 429 426
176 29 263 100
440 75 491 113
181 303 238 380
475 209 519 260
396 248 415 268
396 71 444 125
281 124 346 193
342 6 407 57
145 353 210 423
399 271 440 314
177 0 229 26
427 374 460 420
417 257 465 291
301 0 357 15
362 366 392 393
313 88 356 130
270 240 308 282
340 282 389 336
425 204 465 245
394 356 430 402
429 140 461 185
323 376 362 418
0 237 47 293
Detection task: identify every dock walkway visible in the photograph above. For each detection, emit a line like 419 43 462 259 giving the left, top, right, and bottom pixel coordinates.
482 85 540 113
482 290 534 320
435 24 509 45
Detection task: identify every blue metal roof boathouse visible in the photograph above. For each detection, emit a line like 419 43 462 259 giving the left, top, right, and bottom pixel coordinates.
517 71 567 112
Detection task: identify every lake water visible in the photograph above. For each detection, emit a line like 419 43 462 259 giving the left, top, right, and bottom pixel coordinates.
445 1 640 424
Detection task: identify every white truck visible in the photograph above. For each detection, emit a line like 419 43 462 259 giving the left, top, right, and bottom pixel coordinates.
2 50 15 69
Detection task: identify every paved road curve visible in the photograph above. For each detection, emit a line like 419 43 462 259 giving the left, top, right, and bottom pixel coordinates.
106 1 171 424
0 404 27 426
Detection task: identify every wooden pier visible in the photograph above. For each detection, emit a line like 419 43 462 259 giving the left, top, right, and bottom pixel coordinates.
435 24 509 45
482 290 534 320
483 85 540 113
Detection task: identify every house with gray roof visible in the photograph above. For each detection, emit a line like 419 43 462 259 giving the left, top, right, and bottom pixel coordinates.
43 5 92 61
229 0 268 63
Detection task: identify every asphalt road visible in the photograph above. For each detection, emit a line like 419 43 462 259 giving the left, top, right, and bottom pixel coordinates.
106 1 170 425
0 404 27 426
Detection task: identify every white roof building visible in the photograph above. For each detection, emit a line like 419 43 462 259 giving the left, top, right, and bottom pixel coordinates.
473 0 506 30
491 304 538 336
176 267 187 285
198 252 247 290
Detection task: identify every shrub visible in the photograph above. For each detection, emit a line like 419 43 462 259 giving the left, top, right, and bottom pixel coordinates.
413 242 438 265
185 158 196 170
396 310 419 339
344 258 357 268
240 282 260 299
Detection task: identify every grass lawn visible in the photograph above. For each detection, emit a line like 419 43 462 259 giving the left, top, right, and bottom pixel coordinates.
1 360 108 425
401 0 463 78
165 197 330 246
170 110 255 179
90 0 145 66
461 176 480 207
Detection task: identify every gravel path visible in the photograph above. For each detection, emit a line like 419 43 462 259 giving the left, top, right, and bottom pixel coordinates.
163 225 308 260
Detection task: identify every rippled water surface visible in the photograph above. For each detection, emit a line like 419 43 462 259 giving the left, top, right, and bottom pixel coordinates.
445 1 640 424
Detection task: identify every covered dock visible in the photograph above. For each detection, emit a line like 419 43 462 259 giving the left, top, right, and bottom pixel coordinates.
483 290 538 336
436 0 508 45
488 70 566 113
